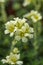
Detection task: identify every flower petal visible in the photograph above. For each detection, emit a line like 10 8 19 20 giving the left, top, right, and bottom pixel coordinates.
15 36 21 41
16 61 23 65
10 32 14 37
22 37 28 43
4 30 9 34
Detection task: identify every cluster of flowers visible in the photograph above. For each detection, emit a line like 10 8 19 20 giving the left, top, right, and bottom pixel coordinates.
1 9 42 65
1 0 42 65
1 48 23 65
24 10 42 22
4 17 34 43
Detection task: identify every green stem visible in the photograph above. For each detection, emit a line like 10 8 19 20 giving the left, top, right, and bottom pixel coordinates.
33 0 41 11
0 2 7 22
33 23 38 51
33 21 41 51
10 40 17 52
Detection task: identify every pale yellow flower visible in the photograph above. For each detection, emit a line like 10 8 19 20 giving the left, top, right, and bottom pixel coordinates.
24 10 42 22
4 17 34 42
13 48 19 54
15 23 34 43
4 18 26 37
0 0 5 2
12 40 17 45
1 53 23 65
31 13 42 22
14 17 26 29
23 0 32 6
4 21 17 37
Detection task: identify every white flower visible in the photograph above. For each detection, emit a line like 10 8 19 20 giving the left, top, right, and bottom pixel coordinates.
4 18 27 37
12 40 17 45
4 17 34 42
23 0 31 6
15 36 21 41
13 48 20 54
31 13 42 22
4 21 17 37
0 0 5 2
1 53 23 65
15 23 34 43
1 59 7 64
27 34 33 38
29 27 34 33
14 17 26 29
24 10 42 22
22 37 28 43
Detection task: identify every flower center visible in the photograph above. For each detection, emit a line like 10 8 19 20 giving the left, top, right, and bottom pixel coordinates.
16 22 24 29
10 56 17 63
34 15 39 20
8 25 14 32
20 32 25 37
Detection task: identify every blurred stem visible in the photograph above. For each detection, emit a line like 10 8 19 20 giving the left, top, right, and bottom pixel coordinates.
33 23 38 51
33 0 41 11
33 23 37 50
10 40 17 52
33 21 41 51
37 21 41 36
10 43 14 52
0 2 7 22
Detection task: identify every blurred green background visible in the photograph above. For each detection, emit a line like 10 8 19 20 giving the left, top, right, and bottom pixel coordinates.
0 0 43 65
